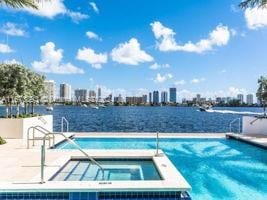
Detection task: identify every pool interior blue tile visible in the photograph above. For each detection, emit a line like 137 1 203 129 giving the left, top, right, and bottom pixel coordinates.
0 192 191 200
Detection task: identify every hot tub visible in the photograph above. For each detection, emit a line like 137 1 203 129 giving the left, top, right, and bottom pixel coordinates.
50 158 162 181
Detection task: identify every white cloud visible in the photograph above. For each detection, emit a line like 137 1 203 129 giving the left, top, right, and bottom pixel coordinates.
22 0 88 23
66 11 89 23
154 73 173 83
111 38 154 65
230 28 237 36
0 43 13 53
174 80 186 85
89 2 99 14
34 26 44 32
150 21 231 53
76 47 107 69
0 22 26 36
191 78 206 84
245 7 267 30
32 42 84 74
228 86 247 96
23 0 66 19
150 62 170 70
86 31 102 41
2 59 21 64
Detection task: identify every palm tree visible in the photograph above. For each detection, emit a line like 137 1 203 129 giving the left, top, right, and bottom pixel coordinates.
256 76 267 115
0 0 38 9
239 0 267 8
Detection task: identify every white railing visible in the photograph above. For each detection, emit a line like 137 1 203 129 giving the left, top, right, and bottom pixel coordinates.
156 132 159 156
229 118 241 133
61 117 69 132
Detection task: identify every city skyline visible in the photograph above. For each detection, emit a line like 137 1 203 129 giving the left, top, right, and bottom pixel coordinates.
44 80 256 104
0 0 267 99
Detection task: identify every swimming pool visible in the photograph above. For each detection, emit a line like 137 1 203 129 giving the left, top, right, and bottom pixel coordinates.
51 158 162 181
57 137 267 200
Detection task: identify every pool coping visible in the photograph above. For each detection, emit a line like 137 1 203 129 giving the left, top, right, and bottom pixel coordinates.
0 150 191 193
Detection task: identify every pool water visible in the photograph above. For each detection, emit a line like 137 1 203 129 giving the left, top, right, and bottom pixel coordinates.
51 159 162 181
57 138 267 200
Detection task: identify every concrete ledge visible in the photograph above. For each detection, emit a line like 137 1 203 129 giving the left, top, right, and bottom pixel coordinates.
226 133 267 149
0 150 191 193
0 115 53 139
73 132 225 138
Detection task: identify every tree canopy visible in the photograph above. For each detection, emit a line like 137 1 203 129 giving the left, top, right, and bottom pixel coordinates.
0 63 45 117
239 0 267 8
0 0 38 9
256 76 267 105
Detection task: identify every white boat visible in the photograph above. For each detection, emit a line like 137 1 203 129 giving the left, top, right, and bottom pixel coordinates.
89 105 99 109
198 105 212 112
46 106 53 111
98 104 106 108
82 104 88 107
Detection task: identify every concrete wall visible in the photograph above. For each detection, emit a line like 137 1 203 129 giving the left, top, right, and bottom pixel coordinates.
0 115 53 139
242 116 267 135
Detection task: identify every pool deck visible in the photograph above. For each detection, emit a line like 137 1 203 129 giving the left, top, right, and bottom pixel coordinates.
0 132 224 183
226 132 267 149
0 132 266 193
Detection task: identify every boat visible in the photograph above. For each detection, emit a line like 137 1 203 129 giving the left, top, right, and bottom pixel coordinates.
82 104 88 107
198 105 212 112
98 104 106 108
89 105 99 109
46 106 53 111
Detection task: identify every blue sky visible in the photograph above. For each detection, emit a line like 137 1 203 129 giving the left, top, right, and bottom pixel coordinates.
0 0 267 100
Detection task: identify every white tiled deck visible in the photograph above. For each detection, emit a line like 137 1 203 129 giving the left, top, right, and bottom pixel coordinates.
0 132 198 193
226 133 267 149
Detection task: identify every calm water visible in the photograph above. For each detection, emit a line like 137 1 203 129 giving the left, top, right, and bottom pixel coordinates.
0 105 263 132
57 137 267 200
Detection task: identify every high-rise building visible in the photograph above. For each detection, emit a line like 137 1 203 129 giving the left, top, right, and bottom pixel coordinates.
114 94 123 104
59 83 71 102
74 89 87 102
196 94 201 102
246 94 254 105
89 90 96 102
237 94 244 104
153 91 159 104
142 95 147 104
169 88 176 103
149 92 152 104
126 97 142 105
97 87 101 101
161 91 168 103
43 80 55 103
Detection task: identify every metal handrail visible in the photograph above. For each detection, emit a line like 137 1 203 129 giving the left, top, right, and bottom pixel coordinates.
156 132 159 156
27 126 55 149
38 116 47 124
229 118 241 133
40 130 104 183
61 117 69 132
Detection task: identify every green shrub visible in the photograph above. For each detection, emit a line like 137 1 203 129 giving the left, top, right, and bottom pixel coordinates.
0 113 40 119
0 137 6 145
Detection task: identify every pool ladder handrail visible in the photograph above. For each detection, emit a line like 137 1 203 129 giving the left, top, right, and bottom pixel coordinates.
27 126 104 183
61 117 69 132
27 125 55 149
156 132 159 156
229 118 241 133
